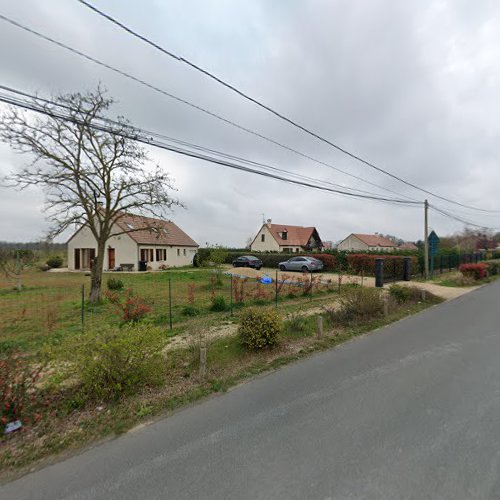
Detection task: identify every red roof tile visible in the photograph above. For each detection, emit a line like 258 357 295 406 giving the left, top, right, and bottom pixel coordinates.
116 213 198 247
267 224 321 247
352 233 397 247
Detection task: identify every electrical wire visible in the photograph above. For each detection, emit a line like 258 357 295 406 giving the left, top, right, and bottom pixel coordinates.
0 91 422 206
0 13 422 204
75 0 500 214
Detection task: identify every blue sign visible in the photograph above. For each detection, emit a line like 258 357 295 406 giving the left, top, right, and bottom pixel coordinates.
260 275 272 285
428 230 440 257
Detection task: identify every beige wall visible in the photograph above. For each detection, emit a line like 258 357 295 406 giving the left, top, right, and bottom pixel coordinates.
68 225 138 271
138 245 197 269
337 235 369 252
250 225 280 252
68 224 198 270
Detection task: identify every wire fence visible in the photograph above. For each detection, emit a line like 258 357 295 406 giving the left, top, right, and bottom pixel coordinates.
0 254 490 352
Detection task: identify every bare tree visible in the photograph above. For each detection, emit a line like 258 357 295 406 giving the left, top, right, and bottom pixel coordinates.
0 249 36 291
0 87 182 303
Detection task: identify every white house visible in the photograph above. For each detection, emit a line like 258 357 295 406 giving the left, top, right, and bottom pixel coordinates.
337 233 398 252
67 212 199 271
250 220 323 253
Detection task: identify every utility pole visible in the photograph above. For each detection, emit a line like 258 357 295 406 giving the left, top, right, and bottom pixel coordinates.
424 199 429 280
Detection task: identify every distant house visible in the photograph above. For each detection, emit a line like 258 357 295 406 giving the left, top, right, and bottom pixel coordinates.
250 220 323 253
67 212 199 271
398 242 418 251
336 233 398 252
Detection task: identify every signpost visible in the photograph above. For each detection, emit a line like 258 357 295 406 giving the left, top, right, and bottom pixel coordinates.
428 230 440 277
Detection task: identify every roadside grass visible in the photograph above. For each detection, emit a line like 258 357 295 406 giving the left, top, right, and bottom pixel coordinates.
424 271 500 288
0 289 442 480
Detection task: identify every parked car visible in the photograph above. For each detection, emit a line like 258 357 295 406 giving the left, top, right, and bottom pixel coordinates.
232 255 263 270
278 256 324 272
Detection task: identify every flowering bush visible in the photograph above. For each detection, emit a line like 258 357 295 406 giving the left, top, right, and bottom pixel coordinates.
459 263 488 280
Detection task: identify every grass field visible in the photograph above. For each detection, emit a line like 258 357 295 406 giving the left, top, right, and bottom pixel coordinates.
0 267 344 353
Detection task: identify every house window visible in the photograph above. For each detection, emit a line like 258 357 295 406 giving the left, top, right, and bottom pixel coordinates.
140 249 154 261
183 249 186 256
261 234 265 242
156 248 167 261
282 231 287 240
295 248 300 253
177 249 180 256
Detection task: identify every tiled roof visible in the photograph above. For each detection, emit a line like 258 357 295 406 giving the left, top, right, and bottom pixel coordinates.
116 213 198 247
353 233 397 247
267 224 321 247
398 242 418 250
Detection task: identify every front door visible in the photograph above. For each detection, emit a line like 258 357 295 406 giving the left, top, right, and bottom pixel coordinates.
108 248 116 269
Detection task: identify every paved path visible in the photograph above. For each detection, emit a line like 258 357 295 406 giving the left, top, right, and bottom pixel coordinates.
2 282 500 499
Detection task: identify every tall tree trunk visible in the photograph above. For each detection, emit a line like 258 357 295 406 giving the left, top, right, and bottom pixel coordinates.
90 240 106 304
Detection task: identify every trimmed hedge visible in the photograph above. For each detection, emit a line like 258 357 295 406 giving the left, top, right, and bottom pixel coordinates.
459 263 488 280
346 254 418 277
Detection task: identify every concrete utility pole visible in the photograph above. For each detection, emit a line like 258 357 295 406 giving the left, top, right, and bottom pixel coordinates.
424 199 429 280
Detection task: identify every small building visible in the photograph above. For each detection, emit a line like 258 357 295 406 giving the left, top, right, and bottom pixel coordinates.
398 242 418 251
337 233 398 252
250 220 323 253
67 212 198 271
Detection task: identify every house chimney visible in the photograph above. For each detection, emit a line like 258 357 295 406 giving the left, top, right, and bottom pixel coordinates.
266 218 272 227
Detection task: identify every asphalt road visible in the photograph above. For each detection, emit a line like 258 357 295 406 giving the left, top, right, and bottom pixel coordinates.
3 281 500 499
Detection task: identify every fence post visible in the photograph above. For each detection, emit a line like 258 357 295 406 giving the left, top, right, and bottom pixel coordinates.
168 278 173 330
375 258 384 288
402 257 411 281
392 259 397 283
310 270 313 301
275 269 278 308
230 276 233 316
199 343 207 379
81 283 85 334
316 315 323 339
439 255 443 274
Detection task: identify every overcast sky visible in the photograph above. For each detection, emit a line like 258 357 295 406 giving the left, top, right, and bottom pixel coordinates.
1 0 500 247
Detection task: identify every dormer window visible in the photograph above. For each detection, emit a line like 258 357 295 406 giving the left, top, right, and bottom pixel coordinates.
282 230 288 241
126 223 134 230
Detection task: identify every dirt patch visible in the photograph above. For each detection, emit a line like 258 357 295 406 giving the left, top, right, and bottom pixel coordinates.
392 281 475 300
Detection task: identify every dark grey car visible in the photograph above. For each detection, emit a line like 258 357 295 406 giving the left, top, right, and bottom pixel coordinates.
278 256 324 272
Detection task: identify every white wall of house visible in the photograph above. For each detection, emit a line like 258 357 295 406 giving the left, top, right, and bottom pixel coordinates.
67 225 138 271
68 225 198 271
137 245 197 269
250 225 280 252
337 235 369 252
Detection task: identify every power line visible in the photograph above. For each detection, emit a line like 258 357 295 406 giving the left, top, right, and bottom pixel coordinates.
75 0 500 214
0 13 420 204
429 204 500 231
0 91 421 206
0 83 408 200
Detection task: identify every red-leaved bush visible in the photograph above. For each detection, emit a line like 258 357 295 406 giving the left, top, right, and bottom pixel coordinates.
106 288 151 322
1 353 46 433
346 254 417 276
459 263 488 280
304 254 336 271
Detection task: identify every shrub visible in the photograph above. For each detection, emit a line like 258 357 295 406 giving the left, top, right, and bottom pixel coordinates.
75 323 166 401
346 254 418 277
210 295 228 312
1 353 47 433
486 260 500 276
182 305 200 317
459 263 488 280
46 255 63 268
107 278 124 291
107 288 151 322
304 254 336 271
239 308 282 349
335 287 383 324
389 284 414 304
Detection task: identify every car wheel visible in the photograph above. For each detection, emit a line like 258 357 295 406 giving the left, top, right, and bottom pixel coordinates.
256 266 261 270
301 265 309 272
279 265 286 271
233 263 237 267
